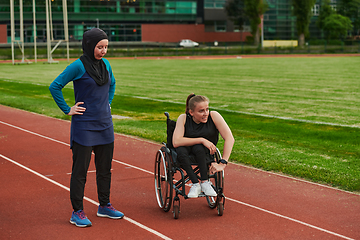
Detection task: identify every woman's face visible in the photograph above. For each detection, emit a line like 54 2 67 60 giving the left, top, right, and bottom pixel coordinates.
189 101 209 124
94 39 108 60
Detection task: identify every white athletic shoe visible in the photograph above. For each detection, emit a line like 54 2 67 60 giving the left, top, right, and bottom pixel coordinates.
201 180 217 197
187 183 201 198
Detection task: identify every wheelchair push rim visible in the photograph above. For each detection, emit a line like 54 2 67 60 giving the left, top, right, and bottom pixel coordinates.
206 170 224 208
206 148 225 211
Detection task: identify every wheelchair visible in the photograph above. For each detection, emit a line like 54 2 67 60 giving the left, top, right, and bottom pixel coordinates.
154 112 225 219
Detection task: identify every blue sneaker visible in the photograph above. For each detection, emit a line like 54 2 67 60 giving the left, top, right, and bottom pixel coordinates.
97 203 124 219
70 210 92 227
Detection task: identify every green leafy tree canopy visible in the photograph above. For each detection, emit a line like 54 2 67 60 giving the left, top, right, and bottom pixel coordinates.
244 0 268 45
317 0 335 30
292 0 317 46
323 13 353 39
337 0 360 35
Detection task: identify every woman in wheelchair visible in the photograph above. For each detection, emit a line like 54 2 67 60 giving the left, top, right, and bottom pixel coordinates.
172 93 234 198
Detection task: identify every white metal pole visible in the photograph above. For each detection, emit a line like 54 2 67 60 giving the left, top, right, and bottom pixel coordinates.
45 0 51 62
63 0 69 62
261 16 264 48
33 0 37 62
10 0 14 65
20 0 24 62
260 0 264 48
49 0 54 41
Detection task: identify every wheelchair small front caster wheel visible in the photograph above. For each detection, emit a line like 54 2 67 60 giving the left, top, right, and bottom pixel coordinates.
217 202 224 216
173 205 180 219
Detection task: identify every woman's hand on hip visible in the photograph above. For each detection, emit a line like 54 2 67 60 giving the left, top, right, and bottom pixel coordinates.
68 102 86 116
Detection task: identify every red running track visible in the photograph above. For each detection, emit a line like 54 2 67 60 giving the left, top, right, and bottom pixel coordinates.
0 105 359 240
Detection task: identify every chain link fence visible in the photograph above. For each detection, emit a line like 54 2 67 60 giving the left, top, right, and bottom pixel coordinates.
1 41 360 60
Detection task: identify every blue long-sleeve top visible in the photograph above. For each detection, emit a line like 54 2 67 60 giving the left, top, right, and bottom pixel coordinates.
49 58 115 114
49 58 116 147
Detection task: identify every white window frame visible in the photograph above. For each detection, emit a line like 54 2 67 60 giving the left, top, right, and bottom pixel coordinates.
312 4 320 16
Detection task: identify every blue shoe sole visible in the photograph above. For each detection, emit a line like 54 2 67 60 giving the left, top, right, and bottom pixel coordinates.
70 220 92 227
97 212 124 219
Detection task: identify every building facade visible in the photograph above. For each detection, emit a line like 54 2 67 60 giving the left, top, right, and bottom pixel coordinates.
0 0 337 44
0 0 250 44
264 0 338 40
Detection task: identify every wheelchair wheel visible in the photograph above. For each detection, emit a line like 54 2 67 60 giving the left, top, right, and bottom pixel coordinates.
207 148 224 209
154 146 173 212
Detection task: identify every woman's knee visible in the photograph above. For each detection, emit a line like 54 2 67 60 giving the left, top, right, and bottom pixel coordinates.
192 144 207 156
176 146 190 159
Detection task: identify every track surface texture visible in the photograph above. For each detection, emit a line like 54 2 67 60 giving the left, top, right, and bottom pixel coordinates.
0 105 359 240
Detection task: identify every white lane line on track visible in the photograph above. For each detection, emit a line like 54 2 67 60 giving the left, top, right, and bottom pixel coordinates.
1 119 358 196
0 153 172 240
0 120 355 240
0 120 154 176
3 119 355 196
0 120 69 146
228 162 360 196
226 197 354 240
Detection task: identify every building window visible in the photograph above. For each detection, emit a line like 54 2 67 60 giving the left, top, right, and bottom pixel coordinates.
215 21 226 32
233 24 250 32
312 4 319 16
165 1 196 14
204 0 226 9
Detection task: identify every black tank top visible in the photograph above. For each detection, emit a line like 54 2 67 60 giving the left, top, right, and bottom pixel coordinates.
184 111 219 145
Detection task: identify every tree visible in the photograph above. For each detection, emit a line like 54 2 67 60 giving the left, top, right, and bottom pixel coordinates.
224 0 267 46
244 0 268 46
224 0 246 32
337 0 360 36
323 14 353 39
317 0 353 39
292 0 317 47
317 0 335 31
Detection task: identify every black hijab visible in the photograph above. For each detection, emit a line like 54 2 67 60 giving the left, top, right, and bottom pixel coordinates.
80 28 109 86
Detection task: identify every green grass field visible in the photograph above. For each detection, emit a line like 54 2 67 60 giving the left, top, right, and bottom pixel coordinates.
0 56 359 192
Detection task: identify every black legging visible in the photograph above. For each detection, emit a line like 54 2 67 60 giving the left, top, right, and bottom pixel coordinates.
70 141 114 211
176 144 209 183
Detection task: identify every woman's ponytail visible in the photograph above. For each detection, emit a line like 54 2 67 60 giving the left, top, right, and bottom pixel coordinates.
185 93 196 114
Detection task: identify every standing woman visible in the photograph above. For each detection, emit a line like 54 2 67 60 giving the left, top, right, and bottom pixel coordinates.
49 28 123 227
172 93 234 198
